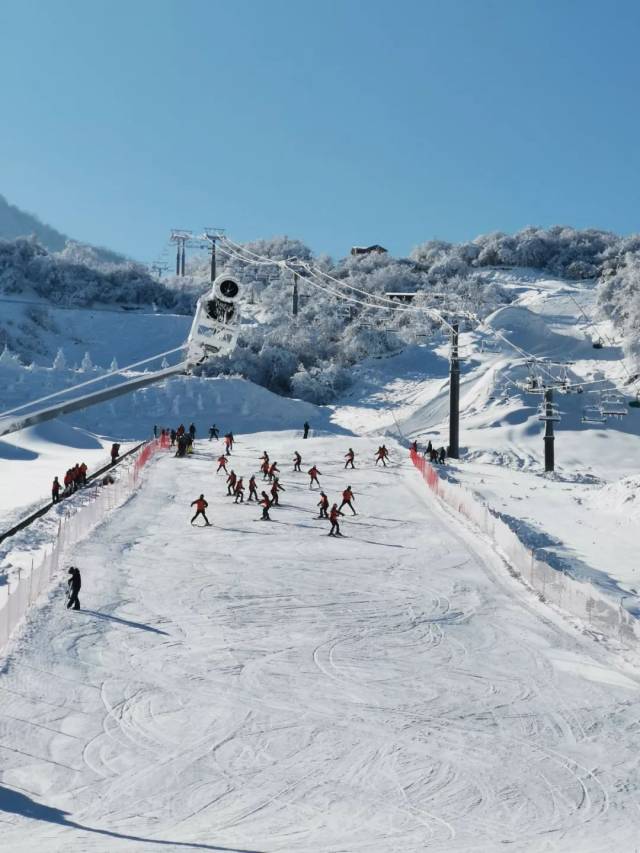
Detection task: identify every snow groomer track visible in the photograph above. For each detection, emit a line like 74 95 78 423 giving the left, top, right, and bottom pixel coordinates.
1 433 639 852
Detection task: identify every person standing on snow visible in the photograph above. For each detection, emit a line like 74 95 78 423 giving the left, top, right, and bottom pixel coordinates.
344 448 355 469
293 451 302 472
189 423 196 440
317 491 329 519
66 566 82 610
110 443 120 465
328 504 344 537
209 424 219 441
339 486 357 515
226 470 237 496
247 474 259 502
259 491 272 521
216 455 228 473
52 476 61 503
270 477 285 506
268 461 279 483
190 494 211 526
438 447 447 464
375 445 388 467
234 477 245 503
261 459 270 480
303 421 310 439
308 465 322 488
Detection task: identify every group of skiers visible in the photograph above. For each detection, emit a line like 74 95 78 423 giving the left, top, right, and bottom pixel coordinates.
189 438 386 537
51 462 88 503
411 438 447 465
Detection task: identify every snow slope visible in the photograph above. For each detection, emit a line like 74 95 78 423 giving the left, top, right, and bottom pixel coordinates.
2 435 640 852
334 273 640 615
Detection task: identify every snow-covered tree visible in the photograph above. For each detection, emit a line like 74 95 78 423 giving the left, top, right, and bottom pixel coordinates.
52 347 66 370
80 351 93 371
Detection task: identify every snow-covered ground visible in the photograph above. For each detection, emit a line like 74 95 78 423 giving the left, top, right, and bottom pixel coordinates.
334 274 640 615
2 434 640 852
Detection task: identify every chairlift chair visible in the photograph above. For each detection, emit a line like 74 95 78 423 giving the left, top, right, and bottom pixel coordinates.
581 405 606 425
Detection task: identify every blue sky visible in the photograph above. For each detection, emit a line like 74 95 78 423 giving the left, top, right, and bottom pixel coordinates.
0 0 639 262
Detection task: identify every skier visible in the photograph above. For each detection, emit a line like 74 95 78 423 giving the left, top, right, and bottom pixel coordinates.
226 470 237 496
261 459 270 480
247 474 259 502
234 477 245 503
424 440 433 457
79 462 88 486
224 433 233 456
317 491 329 519
339 485 357 515
63 469 72 497
438 447 447 464
270 477 285 506
110 443 120 464
175 434 188 457
189 423 196 440
209 424 219 441
328 504 344 537
429 447 438 464
170 429 177 447
216 454 228 473
344 448 355 469
186 434 194 455
259 491 272 521
411 440 418 453
375 445 388 467
153 424 158 438
177 424 185 437
308 465 322 488
260 451 270 465
268 461 279 482
190 494 211 526
52 476 61 503
293 451 302 472
303 421 310 439
67 566 81 610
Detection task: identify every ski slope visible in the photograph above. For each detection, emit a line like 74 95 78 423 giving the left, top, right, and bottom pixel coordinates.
1 433 640 852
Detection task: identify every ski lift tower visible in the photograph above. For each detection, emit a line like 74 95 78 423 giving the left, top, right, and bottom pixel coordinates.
170 230 193 277
200 228 225 283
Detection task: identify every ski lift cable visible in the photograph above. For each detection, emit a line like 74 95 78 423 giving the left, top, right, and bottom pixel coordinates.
221 236 640 400
0 345 187 420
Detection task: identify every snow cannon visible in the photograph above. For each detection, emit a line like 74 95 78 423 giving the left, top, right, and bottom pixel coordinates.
186 274 243 368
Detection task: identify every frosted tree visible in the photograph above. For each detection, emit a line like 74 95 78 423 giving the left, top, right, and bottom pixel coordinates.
52 347 66 370
110 356 119 371
80 351 93 371
161 357 169 369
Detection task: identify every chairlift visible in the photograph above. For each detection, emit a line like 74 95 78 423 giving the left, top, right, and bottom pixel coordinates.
600 392 628 418
537 402 561 422
582 405 606 425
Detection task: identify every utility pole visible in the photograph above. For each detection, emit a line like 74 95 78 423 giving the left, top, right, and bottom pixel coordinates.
180 242 186 276
292 272 299 316
202 229 225 283
544 387 555 472
170 231 193 278
448 322 460 459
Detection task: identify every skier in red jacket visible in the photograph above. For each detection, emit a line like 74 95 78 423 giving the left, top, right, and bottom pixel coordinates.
270 477 285 506
308 465 322 488
317 491 329 518
247 475 259 502
234 477 245 503
339 486 356 515
268 461 279 483
328 504 344 536
52 476 61 503
261 459 270 480
259 491 272 521
190 494 211 526
216 455 228 473
226 470 237 495
375 445 389 466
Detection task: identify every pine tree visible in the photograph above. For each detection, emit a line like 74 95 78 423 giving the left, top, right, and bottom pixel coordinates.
52 348 66 370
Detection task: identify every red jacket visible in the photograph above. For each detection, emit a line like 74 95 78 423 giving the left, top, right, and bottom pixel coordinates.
308 467 321 477
330 506 343 522
192 498 207 511
342 489 354 502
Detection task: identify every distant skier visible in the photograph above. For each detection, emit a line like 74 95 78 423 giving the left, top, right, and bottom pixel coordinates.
259 491 272 521
375 445 388 467
247 474 259 502
234 477 245 503
339 486 357 515
261 459 270 480
224 434 232 456
216 454 228 473
303 421 310 439
226 470 237 495
190 494 211 526
153 424 158 438
268 461 279 483
344 448 355 469
424 440 433 457
293 451 302 472
66 566 81 610
317 491 329 519
270 477 285 506
209 424 219 441
328 504 344 537
411 440 418 453
438 447 446 464
51 476 61 504
429 448 438 464
308 465 322 488
170 429 177 447
110 443 121 464
177 424 185 437
189 423 196 439
260 451 270 465
79 462 87 486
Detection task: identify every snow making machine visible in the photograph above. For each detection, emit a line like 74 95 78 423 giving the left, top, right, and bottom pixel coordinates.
0 274 244 438
186 274 243 368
